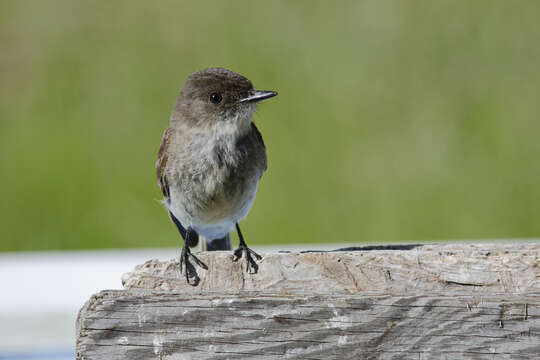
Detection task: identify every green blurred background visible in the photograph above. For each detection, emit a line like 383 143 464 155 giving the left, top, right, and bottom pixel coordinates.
1 1 539 252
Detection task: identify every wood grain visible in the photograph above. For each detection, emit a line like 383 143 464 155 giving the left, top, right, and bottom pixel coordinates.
121 243 540 295
77 243 540 359
77 291 540 359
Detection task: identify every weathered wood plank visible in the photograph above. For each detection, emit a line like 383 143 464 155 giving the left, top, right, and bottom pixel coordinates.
77 243 540 359
121 243 540 295
77 291 540 359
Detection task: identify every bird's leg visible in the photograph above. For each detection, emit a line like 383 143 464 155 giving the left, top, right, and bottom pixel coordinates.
179 228 208 286
233 223 262 274
170 215 207 286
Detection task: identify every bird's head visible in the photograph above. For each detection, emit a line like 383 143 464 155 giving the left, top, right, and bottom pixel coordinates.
172 68 277 134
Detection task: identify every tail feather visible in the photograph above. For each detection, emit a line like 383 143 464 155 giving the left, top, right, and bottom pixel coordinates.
203 234 231 251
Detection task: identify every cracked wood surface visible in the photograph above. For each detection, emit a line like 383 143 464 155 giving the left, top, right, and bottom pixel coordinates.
121 243 540 295
78 291 540 359
77 243 540 359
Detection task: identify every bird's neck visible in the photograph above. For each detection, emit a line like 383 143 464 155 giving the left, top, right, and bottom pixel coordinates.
176 110 253 162
203 105 254 146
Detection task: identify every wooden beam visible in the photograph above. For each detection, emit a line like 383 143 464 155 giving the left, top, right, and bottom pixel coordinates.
121 243 540 294
77 243 540 359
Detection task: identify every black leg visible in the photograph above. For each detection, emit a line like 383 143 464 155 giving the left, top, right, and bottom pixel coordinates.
169 211 207 286
233 223 262 274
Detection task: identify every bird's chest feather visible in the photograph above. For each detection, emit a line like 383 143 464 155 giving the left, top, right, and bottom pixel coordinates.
178 135 252 209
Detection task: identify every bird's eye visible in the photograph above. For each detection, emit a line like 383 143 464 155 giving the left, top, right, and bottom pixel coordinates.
209 92 222 104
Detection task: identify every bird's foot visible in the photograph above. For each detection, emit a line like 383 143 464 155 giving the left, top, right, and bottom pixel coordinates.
233 245 262 274
179 246 208 286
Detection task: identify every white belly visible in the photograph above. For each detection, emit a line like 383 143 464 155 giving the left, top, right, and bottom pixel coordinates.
167 180 259 239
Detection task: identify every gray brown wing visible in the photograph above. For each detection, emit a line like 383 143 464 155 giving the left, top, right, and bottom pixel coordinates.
251 122 265 149
156 127 173 199
251 122 268 173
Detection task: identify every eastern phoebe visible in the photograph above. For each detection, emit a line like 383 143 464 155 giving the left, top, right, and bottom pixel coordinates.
156 68 277 285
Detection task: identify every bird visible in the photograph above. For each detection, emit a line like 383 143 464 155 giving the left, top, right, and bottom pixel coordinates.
156 68 277 285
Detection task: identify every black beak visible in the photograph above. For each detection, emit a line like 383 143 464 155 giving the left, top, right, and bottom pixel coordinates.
238 90 278 103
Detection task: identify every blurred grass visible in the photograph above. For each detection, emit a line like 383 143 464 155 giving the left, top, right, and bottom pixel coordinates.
1 1 540 251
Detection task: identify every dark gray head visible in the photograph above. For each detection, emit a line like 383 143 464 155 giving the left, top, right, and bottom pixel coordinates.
172 68 277 128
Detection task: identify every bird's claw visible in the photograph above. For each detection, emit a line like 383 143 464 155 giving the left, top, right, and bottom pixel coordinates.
179 246 208 286
233 245 262 274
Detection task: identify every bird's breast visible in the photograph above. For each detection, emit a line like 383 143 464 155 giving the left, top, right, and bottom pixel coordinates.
169 133 265 227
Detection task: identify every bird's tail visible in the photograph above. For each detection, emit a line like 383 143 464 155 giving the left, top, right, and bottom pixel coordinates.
202 234 232 251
